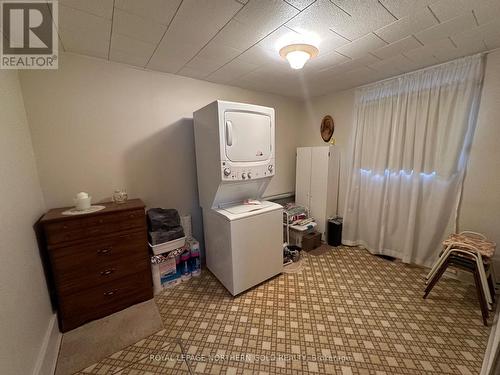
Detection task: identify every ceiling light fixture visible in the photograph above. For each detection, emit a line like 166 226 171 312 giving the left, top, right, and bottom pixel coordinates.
279 43 319 70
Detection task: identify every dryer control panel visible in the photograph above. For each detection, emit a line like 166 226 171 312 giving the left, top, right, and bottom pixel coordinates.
221 162 274 181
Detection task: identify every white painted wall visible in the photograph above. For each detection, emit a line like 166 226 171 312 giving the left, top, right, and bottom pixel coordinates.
299 89 355 215
19 53 303 245
300 51 500 274
0 71 55 374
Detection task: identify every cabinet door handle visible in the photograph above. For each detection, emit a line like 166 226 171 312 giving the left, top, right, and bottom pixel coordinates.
100 268 115 276
103 289 118 297
97 248 111 255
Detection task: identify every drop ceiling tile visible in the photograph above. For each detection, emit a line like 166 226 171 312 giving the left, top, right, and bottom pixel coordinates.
349 54 383 67
372 36 421 59
313 53 381 77
335 33 387 59
234 0 299 30
207 60 259 84
59 4 111 34
58 5 111 58
184 56 222 75
196 43 243 67
258 26 300 52
374 7 438 43
109 49 149 68
250 61 295 78
303 50 350 72
428 0 477 22
284 0 316 11
451 21 500 48
148 42 200 73
472 0 500 25
114 0 182 25
237 45 279 66
421 37 458 62
285 0 352 40
113 9 166 44
403 45 440 66
368 54 412 75
177 66 210 80
414 12 476 44
59 28 110 59
59 0 113 19
331 0 394 19
377 0 435 19
331 66 382 89
375 8 438 43
329 0 396 34
210 20 265 51
318 33 350 54
147 0 242 73
319 59 369 76
111 33 156 59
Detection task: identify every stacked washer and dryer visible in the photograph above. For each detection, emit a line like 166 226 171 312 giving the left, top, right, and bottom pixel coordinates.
193 101 283 296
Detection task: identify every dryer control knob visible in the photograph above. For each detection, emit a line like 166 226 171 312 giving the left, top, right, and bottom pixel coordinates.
223 167 231 176
241 173 247 179
247 172 252 179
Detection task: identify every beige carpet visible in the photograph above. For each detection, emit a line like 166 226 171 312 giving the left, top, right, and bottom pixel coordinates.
55 299 163 375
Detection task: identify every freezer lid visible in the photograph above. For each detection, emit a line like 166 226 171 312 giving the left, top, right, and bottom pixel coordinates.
224 111 271 162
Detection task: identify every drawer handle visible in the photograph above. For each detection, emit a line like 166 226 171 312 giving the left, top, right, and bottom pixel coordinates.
129 214 136 219
103 289 118 297
100 268 115 276
97 248 112 255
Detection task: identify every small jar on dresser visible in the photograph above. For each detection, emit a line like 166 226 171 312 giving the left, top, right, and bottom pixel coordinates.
40 199 153 332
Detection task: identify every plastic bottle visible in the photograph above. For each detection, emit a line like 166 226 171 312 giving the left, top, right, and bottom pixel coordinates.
180 248 192 281
190 240 201 277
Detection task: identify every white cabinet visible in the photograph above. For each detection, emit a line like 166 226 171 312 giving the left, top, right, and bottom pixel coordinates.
295 146 340 240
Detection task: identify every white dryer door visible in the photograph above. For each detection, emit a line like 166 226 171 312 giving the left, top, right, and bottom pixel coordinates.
224 111 271 162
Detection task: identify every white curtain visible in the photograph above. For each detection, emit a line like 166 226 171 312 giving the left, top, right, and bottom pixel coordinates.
343 54 484 266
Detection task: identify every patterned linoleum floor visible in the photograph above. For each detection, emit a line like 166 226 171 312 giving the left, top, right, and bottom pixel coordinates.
76 246 493 375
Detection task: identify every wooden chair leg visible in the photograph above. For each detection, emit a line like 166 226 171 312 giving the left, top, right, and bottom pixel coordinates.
424 257 450 299
473 266 489 326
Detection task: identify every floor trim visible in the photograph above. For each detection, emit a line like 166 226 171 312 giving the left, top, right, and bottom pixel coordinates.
32 313 62 375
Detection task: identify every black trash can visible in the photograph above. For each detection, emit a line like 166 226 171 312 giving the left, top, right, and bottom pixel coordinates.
328 217 343 246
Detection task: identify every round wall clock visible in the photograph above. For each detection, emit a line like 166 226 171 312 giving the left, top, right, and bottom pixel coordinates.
320 115 334 142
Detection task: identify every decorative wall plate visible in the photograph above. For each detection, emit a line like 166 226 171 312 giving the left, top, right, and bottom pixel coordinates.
320 115 334 142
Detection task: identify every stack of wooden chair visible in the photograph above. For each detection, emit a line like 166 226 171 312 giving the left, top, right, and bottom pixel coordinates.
424 231 497 326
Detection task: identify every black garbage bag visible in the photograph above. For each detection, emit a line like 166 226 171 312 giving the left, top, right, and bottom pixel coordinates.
147 208 185 245
149 227 185 245
147 208 181 231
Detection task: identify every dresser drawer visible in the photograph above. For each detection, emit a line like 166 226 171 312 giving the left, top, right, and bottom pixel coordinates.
51 231 147 269
51 232 148 293
45 209 145 245
58 272 153 332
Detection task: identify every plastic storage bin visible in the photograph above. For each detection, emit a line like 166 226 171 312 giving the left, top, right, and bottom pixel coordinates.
149 236 186 255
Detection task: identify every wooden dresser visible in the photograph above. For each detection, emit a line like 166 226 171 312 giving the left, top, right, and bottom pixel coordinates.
40 199 153 332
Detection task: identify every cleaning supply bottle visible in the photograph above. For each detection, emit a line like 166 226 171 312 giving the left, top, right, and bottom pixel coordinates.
180 247 192 281
190 240 201 277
